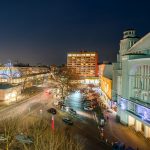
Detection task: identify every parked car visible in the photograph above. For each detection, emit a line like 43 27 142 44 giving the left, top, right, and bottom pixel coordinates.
0 134 7 141
61 104 67 108
112 141 125 150
47 108 57 115
63 107 76 114
83 106 93 111
99 117 105 127
84 102 91 107
91 100 98 105
62 118 73 125
16 134 33 144
69 108 77 115
58 101 65 106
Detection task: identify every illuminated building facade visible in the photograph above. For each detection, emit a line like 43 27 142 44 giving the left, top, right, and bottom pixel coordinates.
0 66 50 85
0 84 21 103
67 51 98 78
0 64 50 102
112 29 150 138
99 64 113 108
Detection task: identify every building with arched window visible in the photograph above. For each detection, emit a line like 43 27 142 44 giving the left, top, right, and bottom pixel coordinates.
0 65 50 103
0 66 50 85
112 29 150 138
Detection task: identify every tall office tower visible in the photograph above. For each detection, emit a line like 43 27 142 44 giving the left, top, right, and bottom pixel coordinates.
67 51 98 78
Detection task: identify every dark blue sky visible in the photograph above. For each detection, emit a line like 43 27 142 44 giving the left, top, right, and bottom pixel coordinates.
0 0 149 65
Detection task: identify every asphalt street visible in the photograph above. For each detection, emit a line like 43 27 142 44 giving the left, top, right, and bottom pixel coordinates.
0 90 111 150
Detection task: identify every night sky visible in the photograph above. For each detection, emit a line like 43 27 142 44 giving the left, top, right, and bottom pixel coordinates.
0 0 149 65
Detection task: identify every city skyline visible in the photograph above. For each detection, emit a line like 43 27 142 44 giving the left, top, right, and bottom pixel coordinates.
0 0 149 65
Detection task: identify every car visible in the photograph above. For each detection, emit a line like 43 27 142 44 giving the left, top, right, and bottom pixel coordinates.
65 106 70 111
83 106 93 111
60 104 68 111
91 101 98 107
60 104 66 109
112 141 125 150
84 102 91 107
58 101 65 106
62 106 74 112
16 134 33 144
69 108 77 115
0 134 7 141
91 100 98 104
85 101 91 105
83 98 90 102
99 118 105 127
47 108 57 115
62 118 73 125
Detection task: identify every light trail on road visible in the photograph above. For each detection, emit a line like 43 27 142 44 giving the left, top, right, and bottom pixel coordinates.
0 92 51 121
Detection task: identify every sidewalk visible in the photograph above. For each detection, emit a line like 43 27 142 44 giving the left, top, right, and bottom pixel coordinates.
102 108 150 150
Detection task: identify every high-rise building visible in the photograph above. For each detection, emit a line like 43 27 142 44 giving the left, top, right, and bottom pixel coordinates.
67 51 98 78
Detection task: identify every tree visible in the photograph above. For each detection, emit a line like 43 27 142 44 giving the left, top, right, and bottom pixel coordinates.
0 117 83 150
22 118 83 150
0 117 19 150
55 66 79 99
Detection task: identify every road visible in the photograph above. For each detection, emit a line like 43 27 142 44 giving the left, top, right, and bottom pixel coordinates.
0 90 111 150
0 89 52 120
22 91 111 150
63 92 111 150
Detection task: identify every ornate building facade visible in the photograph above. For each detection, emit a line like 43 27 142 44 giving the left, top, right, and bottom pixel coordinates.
112 29 150 138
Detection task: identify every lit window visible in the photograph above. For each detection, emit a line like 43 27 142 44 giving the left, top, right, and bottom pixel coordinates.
68 54 72 57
